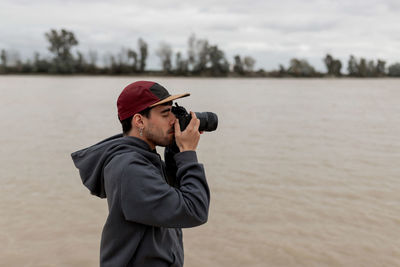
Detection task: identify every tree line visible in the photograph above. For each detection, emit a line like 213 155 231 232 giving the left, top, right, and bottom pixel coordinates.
1 28 400 77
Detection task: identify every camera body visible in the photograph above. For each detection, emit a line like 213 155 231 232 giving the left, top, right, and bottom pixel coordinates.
171 103 218 132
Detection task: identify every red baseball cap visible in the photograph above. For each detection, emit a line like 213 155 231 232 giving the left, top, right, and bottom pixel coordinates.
117 81 190 121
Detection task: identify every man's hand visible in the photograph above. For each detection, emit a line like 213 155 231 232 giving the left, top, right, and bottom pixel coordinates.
174 111 201 152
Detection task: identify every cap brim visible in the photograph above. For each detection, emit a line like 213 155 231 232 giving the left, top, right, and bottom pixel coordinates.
149 93 190 107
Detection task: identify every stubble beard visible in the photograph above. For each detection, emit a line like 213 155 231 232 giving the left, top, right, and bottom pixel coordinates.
144 125 174 147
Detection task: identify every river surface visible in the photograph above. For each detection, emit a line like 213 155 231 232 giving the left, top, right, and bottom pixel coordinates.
0 76 399 266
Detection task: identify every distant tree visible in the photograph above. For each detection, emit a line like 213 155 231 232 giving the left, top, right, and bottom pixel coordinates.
74 51 87 73
194 39 209 73
233 55 244 75
138 38 148 72
86 50 98 73
102 50 129 74
45 29 78 73
347 55 359 76
113 52 122 74
21 59 34 73
0 49 7 73
332 60 342 76
366 60 376 77
45 29 78 60
278 64 286 76
287 58 316 77
388 63 400 77
208 45 229 76
346 56 388 77
127 49 138 72
243 56 256 72
33 52 51 73
1 49 7 66
324 54 333 74
376 60 386 76
186 34 231 76
156 42 173 73
185 34 211 74
174 52 189 75
358 58 367 77
115 48 133 74
103 52 128 74
324 54 342 76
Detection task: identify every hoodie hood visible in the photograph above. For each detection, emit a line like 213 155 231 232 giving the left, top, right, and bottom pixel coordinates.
71 134 153 198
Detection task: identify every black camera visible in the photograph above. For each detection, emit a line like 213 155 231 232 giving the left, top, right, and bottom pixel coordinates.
171 103 218 132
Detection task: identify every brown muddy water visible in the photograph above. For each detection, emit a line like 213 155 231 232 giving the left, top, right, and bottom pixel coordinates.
0 76 399 266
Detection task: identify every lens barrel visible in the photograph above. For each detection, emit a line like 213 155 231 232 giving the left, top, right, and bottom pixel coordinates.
195 112 218 132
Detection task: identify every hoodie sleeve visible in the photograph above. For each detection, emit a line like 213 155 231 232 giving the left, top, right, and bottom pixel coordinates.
120 151 210 228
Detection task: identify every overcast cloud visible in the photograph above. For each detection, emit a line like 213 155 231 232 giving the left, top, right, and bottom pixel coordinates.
1 0 399 71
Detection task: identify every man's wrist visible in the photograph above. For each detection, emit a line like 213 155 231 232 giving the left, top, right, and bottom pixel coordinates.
174 150 198 167
178 147 196 152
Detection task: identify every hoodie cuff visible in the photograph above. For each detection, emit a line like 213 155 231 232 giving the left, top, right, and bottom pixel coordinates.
174 151 198 167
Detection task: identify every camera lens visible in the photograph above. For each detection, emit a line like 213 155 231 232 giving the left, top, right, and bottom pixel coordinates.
195 112 218 132
172 104 218 132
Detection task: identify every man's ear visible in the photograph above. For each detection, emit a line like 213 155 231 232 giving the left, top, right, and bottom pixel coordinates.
132 114 145 128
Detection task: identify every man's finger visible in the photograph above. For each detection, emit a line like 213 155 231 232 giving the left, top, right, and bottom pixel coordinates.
194 116 200 131
174 119 181 135
187 111 197 129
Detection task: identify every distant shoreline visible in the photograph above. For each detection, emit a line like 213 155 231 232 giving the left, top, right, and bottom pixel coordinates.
2 29 400 78
0 73 398 78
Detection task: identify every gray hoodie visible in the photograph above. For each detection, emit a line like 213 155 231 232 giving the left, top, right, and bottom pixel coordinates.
71 134 210 267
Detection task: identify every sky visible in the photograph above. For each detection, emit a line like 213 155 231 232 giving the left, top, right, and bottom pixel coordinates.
1 0 399 71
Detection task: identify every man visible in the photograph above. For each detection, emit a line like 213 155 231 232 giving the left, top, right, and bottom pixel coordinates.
71 81 210 267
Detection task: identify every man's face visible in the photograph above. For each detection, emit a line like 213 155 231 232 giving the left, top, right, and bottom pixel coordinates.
142 104 176 148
